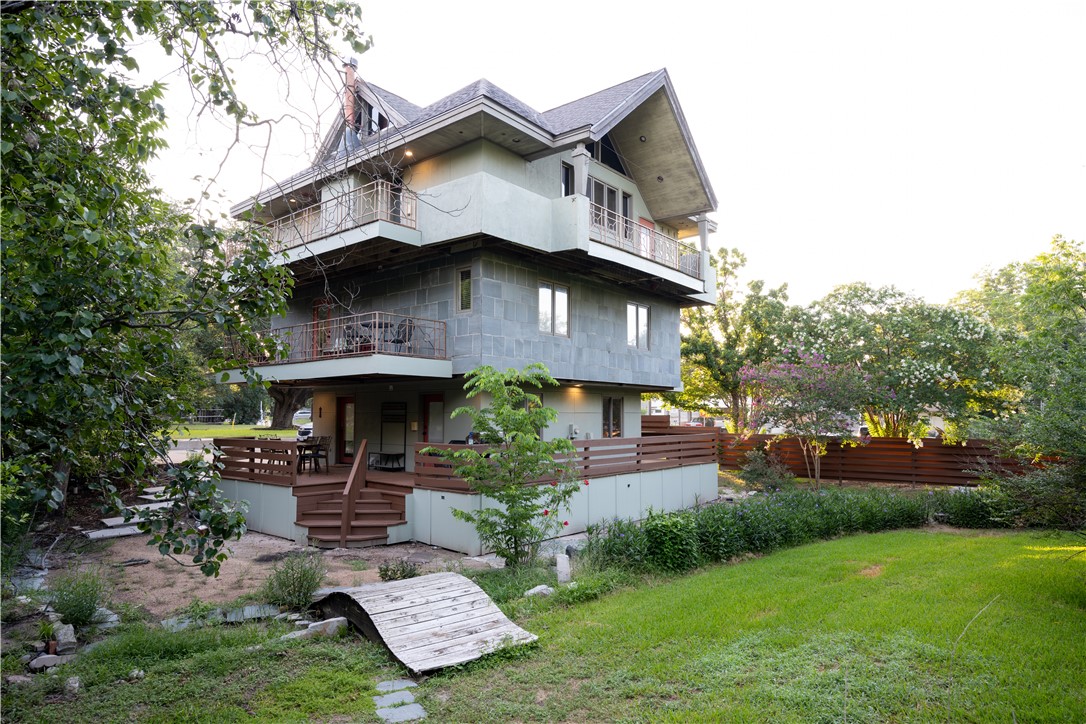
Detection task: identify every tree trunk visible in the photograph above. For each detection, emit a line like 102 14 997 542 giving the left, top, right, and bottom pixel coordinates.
269 386 311 429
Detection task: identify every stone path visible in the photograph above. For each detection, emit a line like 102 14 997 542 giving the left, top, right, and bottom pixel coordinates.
373 678 424 721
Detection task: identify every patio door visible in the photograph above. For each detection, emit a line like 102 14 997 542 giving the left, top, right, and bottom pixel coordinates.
421 394 444 443
336 396 356 465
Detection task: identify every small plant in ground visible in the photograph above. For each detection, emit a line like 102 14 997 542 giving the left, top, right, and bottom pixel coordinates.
643 510 700 572
378 560 420 582
422 364 580 567
50 565 109 627
37 619 55 642
738 446 796 491
582 518 650 570
261 551 327 611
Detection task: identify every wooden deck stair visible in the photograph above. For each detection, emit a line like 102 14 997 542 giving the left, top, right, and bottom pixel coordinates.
291 446 410 547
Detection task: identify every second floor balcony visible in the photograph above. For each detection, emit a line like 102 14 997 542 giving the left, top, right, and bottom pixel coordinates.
229 311 447 367
588 203 703 280
261 180 418 253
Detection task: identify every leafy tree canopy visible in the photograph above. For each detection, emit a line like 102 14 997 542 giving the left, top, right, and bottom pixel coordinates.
797 283 1004 439
664 248 794 433
1 1 368 575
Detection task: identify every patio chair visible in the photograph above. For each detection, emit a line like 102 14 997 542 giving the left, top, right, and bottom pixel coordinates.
311 436 331 472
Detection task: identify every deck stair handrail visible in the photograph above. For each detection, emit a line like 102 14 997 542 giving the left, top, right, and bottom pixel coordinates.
260 179 417 252
588 202 702 279
226 310 447 366
340 439 368 547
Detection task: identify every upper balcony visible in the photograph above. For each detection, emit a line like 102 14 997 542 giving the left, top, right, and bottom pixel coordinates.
255 180 421 260
588 203 702 280
223 310 451 383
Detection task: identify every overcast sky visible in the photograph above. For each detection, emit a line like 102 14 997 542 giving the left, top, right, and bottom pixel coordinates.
148 0 1086 307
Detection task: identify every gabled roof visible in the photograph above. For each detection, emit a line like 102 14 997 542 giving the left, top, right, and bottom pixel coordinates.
236 68 716 226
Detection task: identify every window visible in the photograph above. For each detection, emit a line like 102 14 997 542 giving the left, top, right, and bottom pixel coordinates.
538 281 569 336
456 268 472 312
603 396 623 438
561 163 574 197
627 302 649 349
584 133 627 175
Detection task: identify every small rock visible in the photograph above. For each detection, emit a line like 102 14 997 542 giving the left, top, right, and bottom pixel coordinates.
286 613 303 622
128 669 145 681
31 641 46 653
55 623 77 654
4 675 34 686
525 585 554 598
306 617 347 636
294 621 311 629
65 676 81 694
555 553 571 583
19 654 32 664
28 654 74 671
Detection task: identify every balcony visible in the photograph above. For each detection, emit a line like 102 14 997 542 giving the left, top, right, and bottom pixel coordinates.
229 311 447 367
261 180 418 253
588 203 702 279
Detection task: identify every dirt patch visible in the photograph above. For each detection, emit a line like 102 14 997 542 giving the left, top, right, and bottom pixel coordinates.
44 531 492 621
858 565 883 578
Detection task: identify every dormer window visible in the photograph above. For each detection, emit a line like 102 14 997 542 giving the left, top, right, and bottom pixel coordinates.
350 93 388 135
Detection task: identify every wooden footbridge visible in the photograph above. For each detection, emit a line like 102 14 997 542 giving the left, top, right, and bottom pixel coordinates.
314 572 537 673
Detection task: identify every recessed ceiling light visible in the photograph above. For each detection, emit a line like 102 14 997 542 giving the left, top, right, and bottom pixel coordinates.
404 150 414 158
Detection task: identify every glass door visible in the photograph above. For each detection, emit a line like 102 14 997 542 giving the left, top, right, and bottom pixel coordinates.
336 397 355 465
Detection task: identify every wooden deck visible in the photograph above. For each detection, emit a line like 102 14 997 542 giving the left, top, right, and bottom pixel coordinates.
313 572 537 673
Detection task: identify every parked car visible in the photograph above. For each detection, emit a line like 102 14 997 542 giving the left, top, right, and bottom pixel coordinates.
296 422 313 441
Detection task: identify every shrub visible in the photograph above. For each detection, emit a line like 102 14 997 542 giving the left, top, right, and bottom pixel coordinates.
378 560 420 582
931 487 1011 529
643 510 700 572
50 566 109 627
582 518 650 571
979 464 1086 530
260 551 327 610
738 447 795 491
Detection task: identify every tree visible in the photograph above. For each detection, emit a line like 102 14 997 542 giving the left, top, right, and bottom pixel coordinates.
955 236 1085 462
797 283 1003 439
1 1 368 575
269 386 312 429
664 248 793 433
424 364 580 567
741 349 868 486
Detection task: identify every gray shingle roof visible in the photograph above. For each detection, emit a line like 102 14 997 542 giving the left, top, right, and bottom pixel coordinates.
542 71 662 134
365 81 424 122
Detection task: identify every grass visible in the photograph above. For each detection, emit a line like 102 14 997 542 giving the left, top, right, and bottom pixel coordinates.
171 424 298 440
420 529 1086 722
1 622 393 723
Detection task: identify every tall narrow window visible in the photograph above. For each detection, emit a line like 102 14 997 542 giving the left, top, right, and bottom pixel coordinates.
627 302 649 349
603 396 623 438
561 163 574 197
539 281 569 336
456 268 472 312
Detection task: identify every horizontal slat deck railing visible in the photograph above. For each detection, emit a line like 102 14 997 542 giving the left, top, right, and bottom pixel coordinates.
413 433 719 492
214 438 298 486
715 433 1023 486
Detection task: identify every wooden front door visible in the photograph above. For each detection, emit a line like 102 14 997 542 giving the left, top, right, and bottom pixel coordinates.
336 396 356 465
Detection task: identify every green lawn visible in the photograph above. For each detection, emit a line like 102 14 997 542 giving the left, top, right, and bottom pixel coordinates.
3 530 1082 722
172 423 299 440
422 530 1086 723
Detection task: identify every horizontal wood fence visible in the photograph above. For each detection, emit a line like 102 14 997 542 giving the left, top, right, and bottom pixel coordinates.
716 433 1018 487
413 433 719 493
214 438 298 487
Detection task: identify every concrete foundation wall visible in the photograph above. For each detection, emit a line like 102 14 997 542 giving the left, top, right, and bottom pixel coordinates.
214 479 307 545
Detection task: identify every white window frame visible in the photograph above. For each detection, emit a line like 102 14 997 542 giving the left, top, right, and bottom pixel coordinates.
539 281 570 337
627 302 649 349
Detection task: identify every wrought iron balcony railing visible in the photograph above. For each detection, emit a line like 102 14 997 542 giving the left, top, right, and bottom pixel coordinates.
227 311 447 366
588 203 702 279
260 180 417 253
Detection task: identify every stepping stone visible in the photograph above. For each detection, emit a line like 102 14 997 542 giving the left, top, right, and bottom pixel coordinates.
376 703 426 722
143 486 166 494
376 679 418 693
223 604 280 623
85 526 141 540
374 690 415 708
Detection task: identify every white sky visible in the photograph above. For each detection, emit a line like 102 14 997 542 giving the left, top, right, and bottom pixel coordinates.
148 0 1086 307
